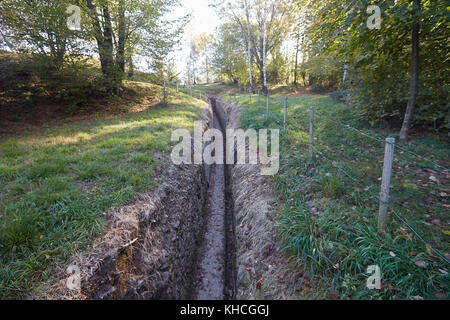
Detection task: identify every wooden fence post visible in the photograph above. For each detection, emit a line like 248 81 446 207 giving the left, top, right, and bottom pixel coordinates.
378 138 395 232
309 106 314 160
284 96 287 131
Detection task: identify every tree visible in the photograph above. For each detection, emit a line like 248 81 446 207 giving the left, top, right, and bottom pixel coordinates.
244 0 253 92
211 22 248 84
400 0 420 141
192 33 215 83
83 0 116 87
0 0 79 69
216 0 294 93
78 0 185 90
262 0 268 94
300 0 448 131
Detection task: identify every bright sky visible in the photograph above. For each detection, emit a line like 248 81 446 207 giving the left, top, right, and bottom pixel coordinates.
170 0 220 79
181 0 219 36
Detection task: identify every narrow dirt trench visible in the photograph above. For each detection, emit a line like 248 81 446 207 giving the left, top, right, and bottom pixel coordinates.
191 98 235 300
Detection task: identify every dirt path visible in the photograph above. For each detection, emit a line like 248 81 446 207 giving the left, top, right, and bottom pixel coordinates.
192 113 227 300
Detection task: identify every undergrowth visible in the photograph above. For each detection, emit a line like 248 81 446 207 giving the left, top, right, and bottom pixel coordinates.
217 87 449 300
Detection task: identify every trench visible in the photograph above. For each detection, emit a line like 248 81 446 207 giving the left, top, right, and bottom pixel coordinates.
71 97 237 301
191 97 236 300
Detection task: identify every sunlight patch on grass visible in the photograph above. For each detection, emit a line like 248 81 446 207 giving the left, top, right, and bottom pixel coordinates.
0 86 205 298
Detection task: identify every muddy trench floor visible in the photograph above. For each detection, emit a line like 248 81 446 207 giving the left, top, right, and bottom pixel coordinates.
191 104 233 300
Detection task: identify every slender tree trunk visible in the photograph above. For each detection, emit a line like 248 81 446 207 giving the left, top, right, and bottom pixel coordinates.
206 56 209 83
101 5 114 75
262 1 268 95
244 0 253 93
400 0 420 142
294 44 299 85
342 64 348 87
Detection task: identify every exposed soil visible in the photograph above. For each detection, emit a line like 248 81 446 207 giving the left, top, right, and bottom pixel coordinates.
191 97 235 300
33 104 212 300
192 162 226 300
216 98 306 299
34 95 304 301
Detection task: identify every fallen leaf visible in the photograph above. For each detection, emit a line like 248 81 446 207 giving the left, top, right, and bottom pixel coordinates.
278 271 285 283
426 245 434 256
256 279 264 290
414 260 428 268
434 292 446 300
431 219 441 227
429 175 439 183
438 269 448 275
328 291 339 300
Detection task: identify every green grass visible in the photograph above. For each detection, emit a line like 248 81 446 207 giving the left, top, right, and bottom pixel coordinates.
0 83 204 298
211 84 449 300
173 82 235 97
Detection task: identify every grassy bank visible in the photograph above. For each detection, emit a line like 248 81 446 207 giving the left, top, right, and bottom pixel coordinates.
211 85 449 300
0 84 204 298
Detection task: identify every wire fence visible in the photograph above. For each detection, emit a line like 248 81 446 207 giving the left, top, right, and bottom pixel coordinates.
228 88 449 265
168 85 448 265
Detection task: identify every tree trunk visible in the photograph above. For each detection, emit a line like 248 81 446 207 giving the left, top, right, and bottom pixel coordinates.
342 64 348 87
206 56 209 83
86 0 117 89
262 2 268 95
127 58 134 79
244 0 253 93
294 46 299 85
116 0 126 74
400 0 420 142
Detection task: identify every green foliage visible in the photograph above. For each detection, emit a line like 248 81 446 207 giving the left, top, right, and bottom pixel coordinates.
301 55 342 92
212 22 250 84
302 0 449 130
0 0 79 68
266 47 290 84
